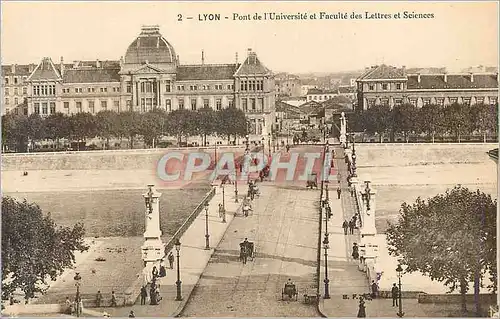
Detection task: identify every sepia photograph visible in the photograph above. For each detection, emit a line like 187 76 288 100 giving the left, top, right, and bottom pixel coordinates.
0 1 498 317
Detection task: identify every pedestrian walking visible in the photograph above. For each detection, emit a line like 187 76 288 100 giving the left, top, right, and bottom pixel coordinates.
159 260 166 277
349 219 355 234
350 187 355 197
110 291 117 307
391 283 399 307
352 243 359 260
337 187 341 199
151 266 158 280
168 252 174 269
155 284 162 302
357 297 366 318
371 280 378 299
128 310 135 318
95 290 102 307
140 286 147 305
342 220 349 235
149 284 157 305
65 297 72 314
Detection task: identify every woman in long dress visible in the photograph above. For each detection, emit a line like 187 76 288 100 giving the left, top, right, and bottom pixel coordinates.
357 297 366 318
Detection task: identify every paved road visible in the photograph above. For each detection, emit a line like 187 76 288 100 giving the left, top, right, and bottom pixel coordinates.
180 146 324 317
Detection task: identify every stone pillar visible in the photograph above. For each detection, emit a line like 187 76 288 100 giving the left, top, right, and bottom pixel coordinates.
358 181 378 272
340 112 347 147
141 185 165 271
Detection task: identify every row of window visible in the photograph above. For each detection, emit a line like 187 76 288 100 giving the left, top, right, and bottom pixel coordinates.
33 85 56 96
177 97 233 111
175 84 234 92
4 76 27 85
4 87 28 96
367 83 402 91
62 87 121 94
4 97 25 105
241 97 265 112
308 94 337 101
367 96 498 107
62 100 121 113
33 102 56 115
240 80 264 92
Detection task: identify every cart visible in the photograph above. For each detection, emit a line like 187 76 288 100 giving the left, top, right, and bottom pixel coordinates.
306 172 318 189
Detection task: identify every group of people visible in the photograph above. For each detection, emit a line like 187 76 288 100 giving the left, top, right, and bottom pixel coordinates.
342 215 358 235
239 237 253 264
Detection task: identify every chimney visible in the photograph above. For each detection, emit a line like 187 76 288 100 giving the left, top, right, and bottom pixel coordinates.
247 48 252 56
417 73 421 83
11 64 16 74
470 72 474 82
28 64 34 73
235 52 238 65
73 60 79 68
402 65 406 73
444 71 447 83
60 57 64 76
96 59 101 68
120 56 124 67
177 55 180 64
201 50 204 65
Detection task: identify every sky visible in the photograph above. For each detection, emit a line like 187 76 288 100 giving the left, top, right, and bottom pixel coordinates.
1 1 498 74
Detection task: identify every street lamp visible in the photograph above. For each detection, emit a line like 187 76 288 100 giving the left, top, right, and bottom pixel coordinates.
204 202 210 250
221 183 226 223
362 181 372 211
261 137 265 161
245 134 250 152
323 233 330 299
74 272 82 317
396 264 405 317
268 133 271 158
174 238 182 301
214 142 218 179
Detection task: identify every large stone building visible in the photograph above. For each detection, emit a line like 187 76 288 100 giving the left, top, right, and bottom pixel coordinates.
356 64 498 111
2 25 276 136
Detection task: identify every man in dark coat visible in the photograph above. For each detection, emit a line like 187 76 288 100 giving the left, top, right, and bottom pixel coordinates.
337 187 341 199
371 280 378 299
140 286 148 305
342 220 349 235
168 252 174 269
349 220 355 234
391 283 399 306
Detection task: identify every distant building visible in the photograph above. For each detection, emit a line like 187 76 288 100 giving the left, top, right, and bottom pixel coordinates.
356 64 498 111
306 87 357 102
3 25 276 136
1 64 35 115
275 73 301 98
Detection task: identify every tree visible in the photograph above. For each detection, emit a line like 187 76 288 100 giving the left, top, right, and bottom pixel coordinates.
392 104 417 142
386 186 497 315
471 103 498 143
443 103 473 142
1 196 88 302
118 111 142 149
139 110 164 148
216 108 247 144
69 112 97 149
363 105 392 142
166 109 193 145
95 111 119 149
417 104 445 143
44 113 70 149
196 107 216 146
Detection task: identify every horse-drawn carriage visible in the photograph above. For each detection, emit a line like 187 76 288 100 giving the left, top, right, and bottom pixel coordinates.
239 240 255 264
306 172 318 189
282 281 298 301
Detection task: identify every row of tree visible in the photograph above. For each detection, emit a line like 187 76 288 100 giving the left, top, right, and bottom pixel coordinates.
348 103 498 142
386 186 497 315
1 107 248 152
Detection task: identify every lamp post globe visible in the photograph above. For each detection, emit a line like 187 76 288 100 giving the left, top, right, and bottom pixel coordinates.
174 238 182 301
204 202 210 250
396 264 405 317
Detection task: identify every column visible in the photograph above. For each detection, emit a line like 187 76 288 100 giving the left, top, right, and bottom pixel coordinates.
141 185 165 270
157 80 161 108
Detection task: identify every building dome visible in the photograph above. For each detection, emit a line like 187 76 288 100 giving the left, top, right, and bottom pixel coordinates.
124 26 177 65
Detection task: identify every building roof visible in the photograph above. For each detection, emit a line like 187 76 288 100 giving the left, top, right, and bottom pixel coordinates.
177 64 238 81
406 67 447 74
307 88 337 95
2 64 35 76
407 74 498 90
72 60 121 69
63 68 121 83
461 66 498 73
27 57 62 81
338 86 356 94
124 26 177 65
358 64 406 80
234 50 271 76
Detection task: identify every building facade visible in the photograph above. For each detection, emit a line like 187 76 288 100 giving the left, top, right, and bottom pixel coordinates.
356 64 498 111
2 25 276 136
1 64 36 115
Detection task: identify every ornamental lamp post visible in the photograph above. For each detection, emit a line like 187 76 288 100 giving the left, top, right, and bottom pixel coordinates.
261 137 265 161
268 133 271 158
174 238 183 301
221 183 226 223
396 264 405 317
245 134 250 152
74 272 82 317
323 233 331 299
204 202 210 250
